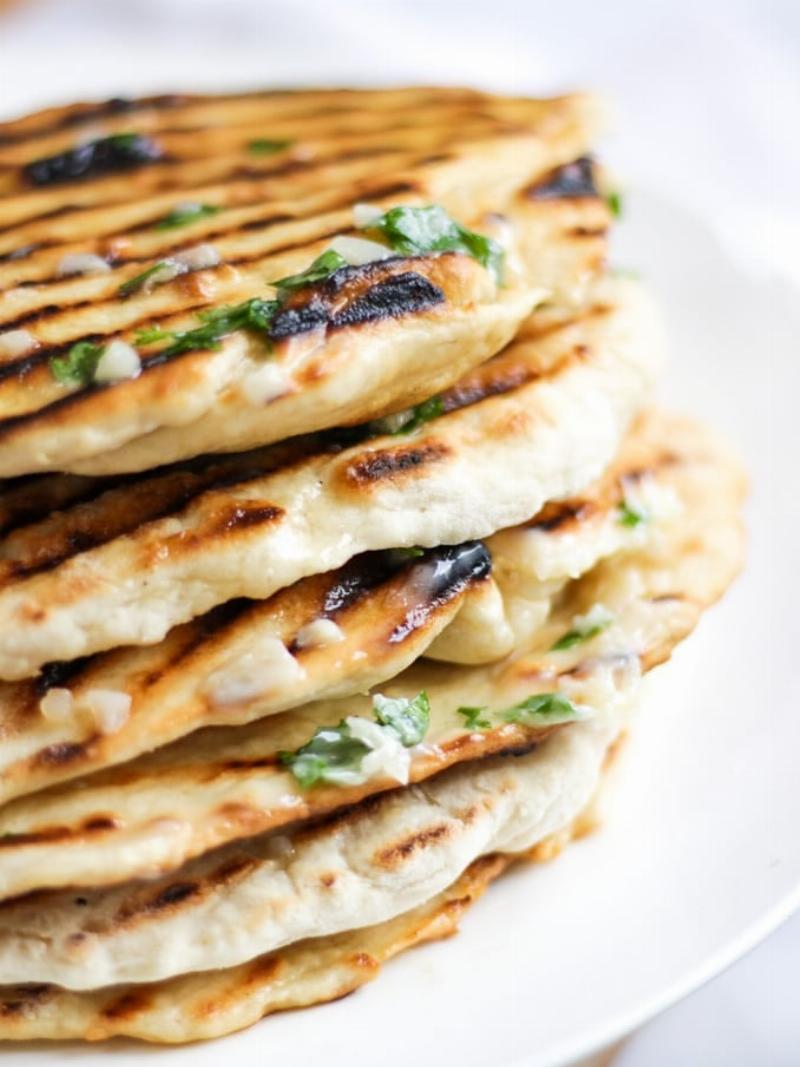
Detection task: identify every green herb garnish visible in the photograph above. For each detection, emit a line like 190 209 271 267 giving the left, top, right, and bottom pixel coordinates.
501 692 584 725
366 205 504 284
618 497 647 528
154 203 220 231
550 606 614 652
135 297 280 359
372 692 430 746
273 249 348 296
456 706 491 730
385 546 426 565
280 691 430 789
118 262 170 298
279 721 370 789
391 396 445 435
248 138 292 156
49 340 103 386
607 191 623 218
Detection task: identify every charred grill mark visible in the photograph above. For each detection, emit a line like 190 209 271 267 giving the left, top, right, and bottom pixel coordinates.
0 94 188 147
0 984 53 1016
344 441 449 485
0 242 42 263
208 503 284 535
0 814 118 849
387 541 491 644
32 740 92 767
0 142 414 247
376 822 452 868
142 599 255 685
33 656 94 696
568 225 608 238
2 476 219 581
23 135 166 188
0 477 109 539
115 856 256 925
101 989 153 1021
525 498 597 532
269 266 445 340
440 361 536 414
526 156 599 200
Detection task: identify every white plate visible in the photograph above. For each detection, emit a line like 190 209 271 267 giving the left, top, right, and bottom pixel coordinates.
1 74 798 1067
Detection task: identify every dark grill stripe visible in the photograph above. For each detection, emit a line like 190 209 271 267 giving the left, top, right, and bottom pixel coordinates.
0 88 485 148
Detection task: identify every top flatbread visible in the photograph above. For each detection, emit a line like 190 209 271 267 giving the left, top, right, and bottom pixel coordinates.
0 278 661 679
0 89 605 476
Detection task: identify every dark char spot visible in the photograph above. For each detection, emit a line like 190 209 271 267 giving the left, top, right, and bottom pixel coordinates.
526 156 599 200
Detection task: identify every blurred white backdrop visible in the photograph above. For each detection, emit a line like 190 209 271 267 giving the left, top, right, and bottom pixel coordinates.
0 3 796 1063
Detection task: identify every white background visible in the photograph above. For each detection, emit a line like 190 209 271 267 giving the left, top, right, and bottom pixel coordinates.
0 2 797 1064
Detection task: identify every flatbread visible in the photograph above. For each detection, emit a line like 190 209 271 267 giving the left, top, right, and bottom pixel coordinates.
0 89 606 477
0 407 676 811
0 852 517 1044
0 278 662 679
68 183 610 478
0 716 617 990
0 409 746 981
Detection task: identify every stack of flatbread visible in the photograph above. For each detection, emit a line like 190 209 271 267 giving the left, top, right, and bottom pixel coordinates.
0 87 745 1044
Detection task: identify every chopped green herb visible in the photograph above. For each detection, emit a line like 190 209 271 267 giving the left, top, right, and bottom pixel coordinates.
391 396 445 435
136 297 280 360
279 721 369 789
280 690 430 789
456 706 491 730
550 606 614 652
134 324 174 345
248 138 292 156
273 249 348 296
154 203 220 231
373 691 430 746
50 340 103 386
366 205 504 284
118 262 170 298
618 497 647 528
606 191 623 218
501 692 584 725
385 546 426 566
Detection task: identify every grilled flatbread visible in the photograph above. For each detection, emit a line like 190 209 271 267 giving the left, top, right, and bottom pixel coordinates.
0 407 678 811
0 716 616 990
0 852 518 1044
0 88 602 218
0 89 607 477
0 278 661 680
0 410 745 978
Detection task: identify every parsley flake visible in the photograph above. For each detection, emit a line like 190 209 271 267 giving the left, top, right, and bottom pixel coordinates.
273 249 348 296
154 203 220 231
118 262 172 298
501 692 585 725
607 191 623 218
280 691 430 789
391 396 445 435
457 706 491 730
364 205 504 284
550 605 615 652
136 297 280 360
248 138 292 156
618 496 648 528
373 692 430 746
50 340 104 386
